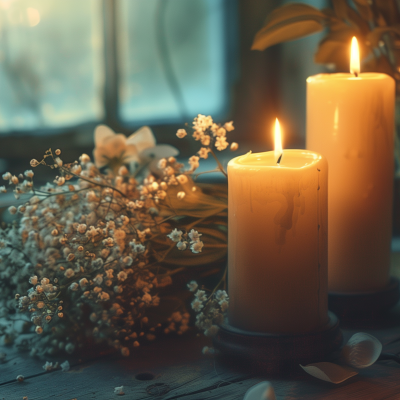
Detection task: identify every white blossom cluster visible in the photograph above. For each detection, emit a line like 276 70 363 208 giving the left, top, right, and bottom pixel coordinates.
167 228 204 253
0 148 188 357
176 114 238 165
187 281 229 344
0 116 230 358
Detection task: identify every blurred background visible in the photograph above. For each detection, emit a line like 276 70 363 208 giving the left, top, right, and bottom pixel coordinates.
5 0 400 239
0 0 326 168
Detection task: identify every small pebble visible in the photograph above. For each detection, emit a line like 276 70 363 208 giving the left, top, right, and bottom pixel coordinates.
16 375 24 382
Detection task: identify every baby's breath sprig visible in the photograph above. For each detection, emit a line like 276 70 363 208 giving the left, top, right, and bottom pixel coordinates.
0 116 231 358
175 114 238 178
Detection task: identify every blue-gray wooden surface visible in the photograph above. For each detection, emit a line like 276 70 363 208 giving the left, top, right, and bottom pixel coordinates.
1 256 400 400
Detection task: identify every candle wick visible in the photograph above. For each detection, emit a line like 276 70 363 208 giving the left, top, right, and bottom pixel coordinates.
354 72 358 77
277 153 283 165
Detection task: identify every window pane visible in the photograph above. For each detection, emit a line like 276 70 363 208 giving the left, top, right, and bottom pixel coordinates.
118 0 228 124
0 0 104 133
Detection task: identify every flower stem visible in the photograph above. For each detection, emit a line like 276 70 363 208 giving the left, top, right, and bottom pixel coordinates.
209 148 227 178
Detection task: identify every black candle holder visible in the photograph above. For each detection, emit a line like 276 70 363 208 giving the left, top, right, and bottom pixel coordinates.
328 277 399 324
213 312 342 374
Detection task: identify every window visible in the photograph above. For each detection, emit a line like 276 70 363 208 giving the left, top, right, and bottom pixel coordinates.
0 0 235 134
0 0 104 132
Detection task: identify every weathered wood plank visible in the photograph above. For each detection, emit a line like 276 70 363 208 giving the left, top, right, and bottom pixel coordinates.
0 253 399 398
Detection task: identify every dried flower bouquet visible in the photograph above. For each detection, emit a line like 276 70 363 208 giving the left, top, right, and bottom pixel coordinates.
0 115 236 357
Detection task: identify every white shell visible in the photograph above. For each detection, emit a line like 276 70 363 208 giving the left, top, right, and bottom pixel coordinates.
341 332 382 368
300 362 358 384
243 381 276 400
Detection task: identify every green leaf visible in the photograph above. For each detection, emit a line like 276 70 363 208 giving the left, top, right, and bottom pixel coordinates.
314 27 362 69
159 182 227 219
332 0 348 20
352 1 373 22
252 4 327 51
374 0 400 26
367 26 400 48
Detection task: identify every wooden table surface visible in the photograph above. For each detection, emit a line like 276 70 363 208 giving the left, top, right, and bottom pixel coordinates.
1 259 400 400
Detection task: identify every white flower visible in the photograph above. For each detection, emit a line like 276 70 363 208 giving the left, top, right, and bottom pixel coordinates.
0 185 6 193
215 127 226 137
79 154 91 164
64 268 75 278
191 299 204 312
176 174 188 184
177 191 186 200
167 228 183 243
8 206 17 215
93 274 103 286
41 278 50 286
177 241 188 251
195 290 207 302
191 240 204 253
42 361 53 371
224 121 234 132
77 224 87 234
188 229 202 242
114 285 123 293
35 326 43 334
215 136 228 151
187 281 198 292
198 147 210 159
201 135 211 146
117 271 127 281
176 129 187 138
215 290 228 302
230 142 239 151
69 282 79 291
158 158 167 169
142 293 152 304
55 177 65 186
79 278 88 288
188 155 200 171
204 325 219 337
2 172 11 180
98 291 110 301
93 125 148 169
29 276 38 285
220 300 229 312
60 360 70 372
114 386 125 395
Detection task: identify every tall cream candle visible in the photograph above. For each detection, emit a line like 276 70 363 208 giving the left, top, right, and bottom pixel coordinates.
228 123 329 334
306 39 395 293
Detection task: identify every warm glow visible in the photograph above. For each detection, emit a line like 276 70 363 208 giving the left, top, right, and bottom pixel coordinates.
274 118 283 163
26 7 40 27
350 36 360 76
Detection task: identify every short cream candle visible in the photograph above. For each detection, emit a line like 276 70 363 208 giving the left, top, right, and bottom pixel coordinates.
306 38 395 293
227 121 329 334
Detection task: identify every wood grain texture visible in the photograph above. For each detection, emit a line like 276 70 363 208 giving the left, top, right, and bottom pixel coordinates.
0 254 399 399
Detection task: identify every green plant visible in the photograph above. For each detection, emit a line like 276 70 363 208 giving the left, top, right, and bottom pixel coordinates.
252 1 400 88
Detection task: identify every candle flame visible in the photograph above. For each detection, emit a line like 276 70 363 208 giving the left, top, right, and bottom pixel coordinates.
274 118 283 164
350 36 360 76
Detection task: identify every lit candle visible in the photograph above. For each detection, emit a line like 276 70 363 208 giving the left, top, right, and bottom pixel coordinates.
227 120 329 334
306 37 395 293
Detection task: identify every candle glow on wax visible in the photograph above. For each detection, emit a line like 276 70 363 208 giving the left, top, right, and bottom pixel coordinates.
306 36 395 293
350 36 360 76
274 118 283 164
